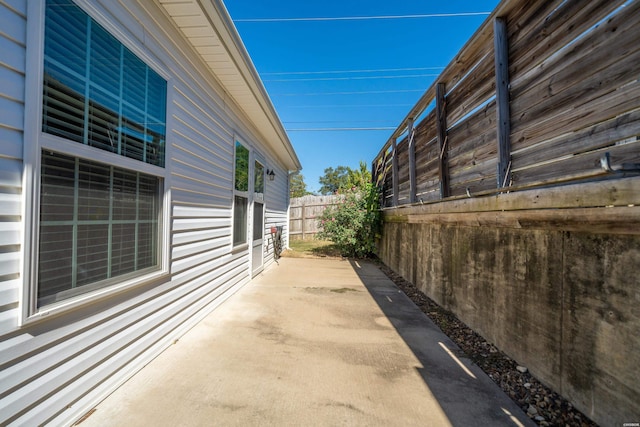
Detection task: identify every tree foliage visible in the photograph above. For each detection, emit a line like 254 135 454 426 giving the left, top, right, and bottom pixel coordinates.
345 161 372 190
316 183 382 258
318 166 349 195
289 172 311 198
318 161 372 195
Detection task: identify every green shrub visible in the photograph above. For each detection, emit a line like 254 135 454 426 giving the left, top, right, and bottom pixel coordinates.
316 183 382 258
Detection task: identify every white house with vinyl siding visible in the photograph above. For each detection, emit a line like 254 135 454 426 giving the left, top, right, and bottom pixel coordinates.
0 0 301 424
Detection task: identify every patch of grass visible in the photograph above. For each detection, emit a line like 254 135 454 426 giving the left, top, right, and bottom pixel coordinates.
285 239 343 258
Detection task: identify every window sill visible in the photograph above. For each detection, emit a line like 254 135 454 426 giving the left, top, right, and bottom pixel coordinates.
231 243 249 255
23 269 170 326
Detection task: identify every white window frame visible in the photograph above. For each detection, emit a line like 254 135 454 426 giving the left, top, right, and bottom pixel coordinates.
21 0 172 324
232 138 251 250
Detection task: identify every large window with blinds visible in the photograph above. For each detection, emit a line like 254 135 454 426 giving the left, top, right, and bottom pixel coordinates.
34 0 167 309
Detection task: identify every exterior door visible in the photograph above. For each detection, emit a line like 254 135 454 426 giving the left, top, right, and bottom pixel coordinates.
251 160 265 276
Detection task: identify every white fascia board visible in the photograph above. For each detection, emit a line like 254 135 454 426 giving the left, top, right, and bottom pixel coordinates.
191 0 301 171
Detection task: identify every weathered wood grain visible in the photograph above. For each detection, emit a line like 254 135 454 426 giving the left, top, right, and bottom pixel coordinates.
512 140 640 186
513 109 640 170
511 0 639 106
445 52 496 127
374 0 639 210
383 177 640 215
449 157 498 195
509 0 626 82
512 80 640 153
401 206 640 235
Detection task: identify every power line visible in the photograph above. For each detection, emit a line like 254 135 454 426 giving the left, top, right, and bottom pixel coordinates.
286 127 396 132
263 73 440 82
235 12 491 23
275 89 425 96
280 104 413 108
283 120 398 124
261 67 444 76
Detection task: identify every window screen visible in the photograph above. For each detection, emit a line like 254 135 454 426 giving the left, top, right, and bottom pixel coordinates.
38 151 161 307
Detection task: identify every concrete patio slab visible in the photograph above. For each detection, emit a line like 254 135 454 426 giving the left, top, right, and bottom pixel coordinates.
78 258 533 427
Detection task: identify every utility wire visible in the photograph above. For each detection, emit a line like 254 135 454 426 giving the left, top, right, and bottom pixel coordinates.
286 127 396 132
280 104 413 108
260 67 445 76
235 12 491 23
263 73 440 82
275 89 425 96
283 120 398 124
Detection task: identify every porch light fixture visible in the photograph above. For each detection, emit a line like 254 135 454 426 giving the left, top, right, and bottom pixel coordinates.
267 169 276 181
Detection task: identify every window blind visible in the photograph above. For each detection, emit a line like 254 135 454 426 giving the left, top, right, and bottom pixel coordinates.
43 0 166 168
38 151 161 306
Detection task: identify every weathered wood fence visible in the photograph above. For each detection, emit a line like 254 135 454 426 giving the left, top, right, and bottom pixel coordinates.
289 195 342 240
373 0 640 207
373 1 640 426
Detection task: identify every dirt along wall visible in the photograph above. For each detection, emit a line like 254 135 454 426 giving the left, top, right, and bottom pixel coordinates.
378 179 640 427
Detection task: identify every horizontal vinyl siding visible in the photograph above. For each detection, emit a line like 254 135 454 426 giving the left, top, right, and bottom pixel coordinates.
2 254 248 425
0 0 290 425
0 0 26 333
264 164 291 266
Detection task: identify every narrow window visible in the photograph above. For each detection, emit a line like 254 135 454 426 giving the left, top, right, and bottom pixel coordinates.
233 141 249 246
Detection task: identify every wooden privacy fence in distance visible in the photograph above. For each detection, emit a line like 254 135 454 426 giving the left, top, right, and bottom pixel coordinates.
289 195 343 240
372 0 640 208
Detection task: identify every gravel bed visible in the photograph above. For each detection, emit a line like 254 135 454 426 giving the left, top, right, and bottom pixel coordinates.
377 263 598 427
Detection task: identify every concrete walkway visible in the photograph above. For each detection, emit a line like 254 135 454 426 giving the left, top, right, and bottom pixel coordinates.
80 258 533 427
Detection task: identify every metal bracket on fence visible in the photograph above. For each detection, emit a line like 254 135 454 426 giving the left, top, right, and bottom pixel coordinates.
600 152 640 173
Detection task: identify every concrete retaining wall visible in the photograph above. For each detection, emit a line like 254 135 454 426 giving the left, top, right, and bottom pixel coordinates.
378 179 640 427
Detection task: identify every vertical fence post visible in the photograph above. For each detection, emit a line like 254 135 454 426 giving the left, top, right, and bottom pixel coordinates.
436 82 451 198
494 16 512 188
408 118 417 203
301 199 306 240
391 137 399 206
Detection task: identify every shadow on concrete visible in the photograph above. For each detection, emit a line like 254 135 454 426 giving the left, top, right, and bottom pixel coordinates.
349 259 534 427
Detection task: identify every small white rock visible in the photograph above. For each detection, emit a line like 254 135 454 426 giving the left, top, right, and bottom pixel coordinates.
524 382 531 388
527 405 538 415
516 365 528 373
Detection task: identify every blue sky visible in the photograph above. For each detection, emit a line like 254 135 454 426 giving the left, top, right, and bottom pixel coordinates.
225 1 500 193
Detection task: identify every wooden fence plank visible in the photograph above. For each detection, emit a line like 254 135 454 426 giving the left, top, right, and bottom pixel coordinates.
445 52 496 127
384 177 640 214
512 140 640 186
513 109 640 170
511 52 640 151
415 138 439 176
447 129 497 172
446 100 496 158
509 0 626 82
511 79 640 153
403 206 640 235
505 0 561 48
511 0 639 107
449 157 498 196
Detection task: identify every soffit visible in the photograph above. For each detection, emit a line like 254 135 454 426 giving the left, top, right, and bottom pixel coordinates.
157 0 301 171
